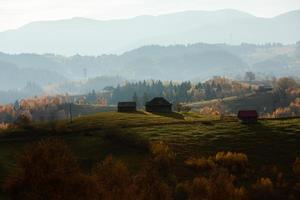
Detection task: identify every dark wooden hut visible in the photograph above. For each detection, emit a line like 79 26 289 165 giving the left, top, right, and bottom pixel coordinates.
237 110 258 123
118 102 136 112
145 97 172 113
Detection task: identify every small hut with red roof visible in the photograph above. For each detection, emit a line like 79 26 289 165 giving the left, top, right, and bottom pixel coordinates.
237 110 258 123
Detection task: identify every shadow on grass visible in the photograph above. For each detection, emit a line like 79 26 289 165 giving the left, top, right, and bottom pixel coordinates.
103 128 150 152
237 120 300 169
150 112 185 120
243 121 275 135
118 111 147 115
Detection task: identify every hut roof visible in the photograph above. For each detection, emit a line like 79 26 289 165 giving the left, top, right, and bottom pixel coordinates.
238 110 258 118
146 97 172 106
118 102 136 107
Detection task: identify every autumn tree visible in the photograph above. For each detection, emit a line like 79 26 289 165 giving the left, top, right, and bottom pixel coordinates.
134 165 173 200
251 178 275 200
182 170 248 200
273 77 298 107
150 142 175 176
132 142 174 200
92 155 136 200
4 139 97 200
275 77 297 93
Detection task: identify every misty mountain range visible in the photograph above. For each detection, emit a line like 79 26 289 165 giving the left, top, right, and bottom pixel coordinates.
0 42 299 104
0 9 299 55
0 9 299 104
0 60 65 91
1 42 299 86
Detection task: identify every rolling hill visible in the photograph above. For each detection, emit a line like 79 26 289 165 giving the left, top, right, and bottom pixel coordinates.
1 111 300 199
184 92 276 115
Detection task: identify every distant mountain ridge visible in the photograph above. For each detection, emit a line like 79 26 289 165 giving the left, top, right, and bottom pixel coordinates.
0 42 299 83
0 60 66 90
0 9 299 55
0 42 299 103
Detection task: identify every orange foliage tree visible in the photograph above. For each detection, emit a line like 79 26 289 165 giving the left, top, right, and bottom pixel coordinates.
92 155 136 200
4 139 97 200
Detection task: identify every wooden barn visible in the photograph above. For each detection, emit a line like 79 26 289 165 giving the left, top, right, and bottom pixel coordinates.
237 110 258 123
145 97 172 113
118 102 137 112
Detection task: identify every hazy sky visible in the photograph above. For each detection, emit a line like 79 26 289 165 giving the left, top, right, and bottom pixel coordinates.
0 0 299 31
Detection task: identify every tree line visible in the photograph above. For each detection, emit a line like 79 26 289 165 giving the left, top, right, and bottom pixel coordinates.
110 77 254 107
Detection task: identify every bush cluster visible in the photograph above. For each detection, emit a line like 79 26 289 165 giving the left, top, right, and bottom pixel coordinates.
3 139 300 200
186 151 248 174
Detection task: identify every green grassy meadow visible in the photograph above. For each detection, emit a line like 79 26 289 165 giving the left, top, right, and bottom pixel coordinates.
0 111 300 198
185 92 275 114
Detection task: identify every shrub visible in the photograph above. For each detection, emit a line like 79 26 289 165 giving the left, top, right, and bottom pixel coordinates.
293 157 300 178
259 165 287 189
183 170 248 200
251 178 275 200
185 157 216 173
150 142 175 172
92 155 136 200
4 138 96 200
118 142 175 200
186 152 248 175
183 176 210 200
151 142 174 159
215 152 248 173
207 171 248 200
134 164 173 200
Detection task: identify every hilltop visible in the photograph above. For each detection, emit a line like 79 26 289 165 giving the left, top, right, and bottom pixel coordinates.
0 111 299 199
1 111 300 177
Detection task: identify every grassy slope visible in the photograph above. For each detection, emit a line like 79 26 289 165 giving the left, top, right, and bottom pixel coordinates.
0 111 300 198
185 92 275 114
